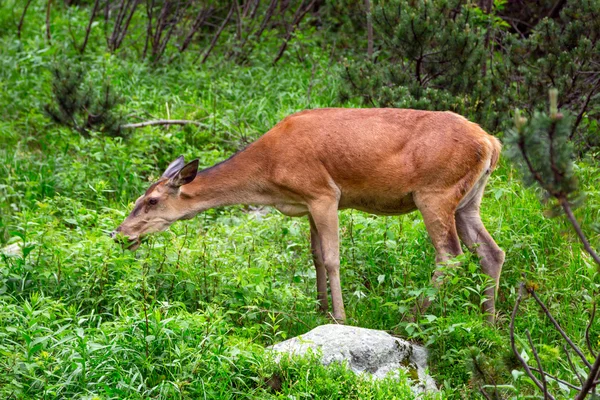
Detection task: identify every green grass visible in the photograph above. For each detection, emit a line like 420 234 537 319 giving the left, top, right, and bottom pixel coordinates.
1 2 599 399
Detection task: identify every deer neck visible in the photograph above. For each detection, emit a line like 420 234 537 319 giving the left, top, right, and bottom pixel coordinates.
179 146 271 213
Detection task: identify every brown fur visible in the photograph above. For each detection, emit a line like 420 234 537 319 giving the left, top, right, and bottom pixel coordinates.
115 108 504 323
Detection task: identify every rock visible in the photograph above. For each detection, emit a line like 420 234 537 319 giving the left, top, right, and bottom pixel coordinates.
270 324 437 394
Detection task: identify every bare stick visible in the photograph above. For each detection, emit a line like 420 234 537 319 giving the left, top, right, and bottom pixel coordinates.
233 0 241 42
479 388 492 400
571 79 600 139
365 0 373 57
115 0 140 51
17 0 34 39
180 6 212 53
528 288 592 369
526 330 550 399
238 0 277 61
559 198 600 268
576 353 600 400
201 2 235 64
143 0 155 59
306 61 317 104
563 344 585 387
121 119 203 129
530 367 581 391
46 0 52 43
510 284 554 398
80 0 101 53
273 0 316 65
586 302 598 358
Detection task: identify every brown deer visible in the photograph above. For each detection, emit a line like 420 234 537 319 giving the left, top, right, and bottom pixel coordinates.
112 108 505 323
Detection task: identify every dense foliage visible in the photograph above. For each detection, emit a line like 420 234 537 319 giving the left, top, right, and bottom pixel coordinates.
1 1 599 399
340 0 600 148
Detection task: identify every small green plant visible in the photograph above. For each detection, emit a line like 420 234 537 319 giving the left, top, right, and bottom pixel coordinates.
44 59 125 138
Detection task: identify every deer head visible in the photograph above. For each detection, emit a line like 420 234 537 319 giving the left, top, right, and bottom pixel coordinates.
111 156 199 250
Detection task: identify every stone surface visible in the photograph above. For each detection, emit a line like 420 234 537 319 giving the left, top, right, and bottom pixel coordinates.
271 324 437 394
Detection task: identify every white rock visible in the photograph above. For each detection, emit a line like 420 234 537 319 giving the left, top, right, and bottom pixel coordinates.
271 324 437 394
1 241 23 258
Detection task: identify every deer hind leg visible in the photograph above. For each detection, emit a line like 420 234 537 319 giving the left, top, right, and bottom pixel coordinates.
413 192 463 317
309 197 346 322
309 215 328 312
456 176 505 324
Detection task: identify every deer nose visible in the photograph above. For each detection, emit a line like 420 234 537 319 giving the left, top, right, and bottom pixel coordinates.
109 227 121 240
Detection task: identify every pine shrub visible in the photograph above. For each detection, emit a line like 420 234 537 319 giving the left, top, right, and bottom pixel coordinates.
44 59 126 138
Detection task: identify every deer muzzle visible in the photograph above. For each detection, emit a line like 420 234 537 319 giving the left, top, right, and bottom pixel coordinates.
110 227 142 251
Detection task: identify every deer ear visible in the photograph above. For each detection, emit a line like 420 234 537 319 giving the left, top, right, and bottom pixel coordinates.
162 156 185 179
169 159 199 187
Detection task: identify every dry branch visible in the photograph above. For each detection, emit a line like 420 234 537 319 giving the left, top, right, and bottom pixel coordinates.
576 355 600 400
273 0 316 65
510 284 554 398
586 303 598 358
79 0 101 53
46 0 52 43
526 330 550 398
17 0 34 39
121 119 203 129
179 6 212 53
201 2 235 64
529 288 592 369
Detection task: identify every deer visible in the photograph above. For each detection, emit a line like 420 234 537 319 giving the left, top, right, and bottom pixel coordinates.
112 108 505 323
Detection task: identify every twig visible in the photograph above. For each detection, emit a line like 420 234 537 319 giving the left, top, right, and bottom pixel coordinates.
526 330 550 399
17 0 34 39
510 283 555 398
233 0 242 43
143 0 155 59
571 79 600 139
45 0 52 43
79 0 101 53
563 344 585 387
201 2 235 64
240 0 277 61
586 302 598 358
121 119 203 129
528 288 592 369
109 0 140 52
273 0 317 65
479 387 492 400
306 61 317 104
179 6 212 53
547 0 568 19
575 353 600 400
559 198 600 268
530 367 581 391
365 0 373 57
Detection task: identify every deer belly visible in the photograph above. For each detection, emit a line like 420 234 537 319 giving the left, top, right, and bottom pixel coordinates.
340 193 417 216
274 203 310 217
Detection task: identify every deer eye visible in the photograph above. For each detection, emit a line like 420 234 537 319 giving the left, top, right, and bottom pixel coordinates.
148 198 158 205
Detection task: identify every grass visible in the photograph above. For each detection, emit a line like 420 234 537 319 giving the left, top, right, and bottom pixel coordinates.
1 1 599 399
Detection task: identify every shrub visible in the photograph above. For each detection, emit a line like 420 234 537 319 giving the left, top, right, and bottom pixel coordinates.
44 59 126 138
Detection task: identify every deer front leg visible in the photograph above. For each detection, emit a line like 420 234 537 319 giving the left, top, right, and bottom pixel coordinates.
309 198 346 322
309 215 328 313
